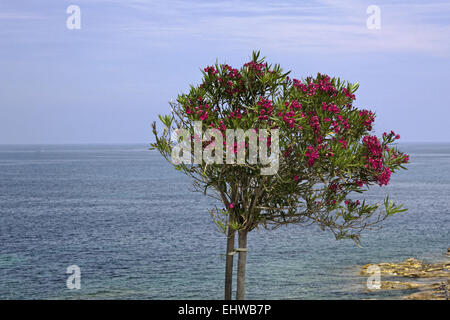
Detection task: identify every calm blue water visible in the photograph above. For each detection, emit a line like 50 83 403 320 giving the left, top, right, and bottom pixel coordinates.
0 143 448 299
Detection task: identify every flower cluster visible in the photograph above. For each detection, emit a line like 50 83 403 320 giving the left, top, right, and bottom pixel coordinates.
305 145 319 166
359 110 375 131
293 74 342 98
204 66 218 75
345 199 361 207
229 108 247 120
186 97 211 121
362 135 391 186
338 138 348 149
257 98 274 121
322 102 340 114
383 130 400 140
337 115 350 131
287 100 302 111
221 64 241 78
316 74 338 96
244 61 266 76
376 167 391 186
277 101 303 129
342 88 356 100
308 114 321 134
280 111 297 128
293 79 318 96
330 120 341 133
202 64 243 97
363 135 383 169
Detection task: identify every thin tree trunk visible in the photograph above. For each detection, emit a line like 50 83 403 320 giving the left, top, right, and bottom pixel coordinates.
224 227 235 300
236 229 248 300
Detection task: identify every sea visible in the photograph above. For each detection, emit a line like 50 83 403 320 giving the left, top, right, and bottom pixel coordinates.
0 143 448 299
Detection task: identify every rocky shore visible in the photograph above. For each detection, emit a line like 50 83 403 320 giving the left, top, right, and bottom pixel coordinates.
360 249 450 300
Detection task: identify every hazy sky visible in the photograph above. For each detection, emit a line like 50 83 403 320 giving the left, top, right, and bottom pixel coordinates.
1 0 449 144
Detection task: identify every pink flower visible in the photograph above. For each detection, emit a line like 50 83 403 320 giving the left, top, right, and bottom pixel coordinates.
229 203 234 209
199 112 209 121
294 175 299 181
359 110 374 130
327 103 340 114
342 88 356 100
376 167 391 186
308 114 321 134
257 97 274 121
305 146 319 166
204 66 218 75
338 139 348 149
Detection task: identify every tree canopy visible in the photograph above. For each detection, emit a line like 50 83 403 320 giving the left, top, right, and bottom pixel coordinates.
151 51 409 299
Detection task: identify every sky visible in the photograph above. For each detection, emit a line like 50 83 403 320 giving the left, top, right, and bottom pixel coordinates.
0 0 449 144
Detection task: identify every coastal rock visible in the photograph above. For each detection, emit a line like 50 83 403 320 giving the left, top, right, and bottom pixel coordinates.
360 251 450 300
379 280 423 290
404 281 449 300
361 257 450 279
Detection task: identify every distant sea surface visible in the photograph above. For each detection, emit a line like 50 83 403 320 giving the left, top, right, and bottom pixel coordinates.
0 143 448 299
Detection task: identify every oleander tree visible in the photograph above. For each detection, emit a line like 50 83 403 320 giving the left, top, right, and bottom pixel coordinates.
150 51 409 300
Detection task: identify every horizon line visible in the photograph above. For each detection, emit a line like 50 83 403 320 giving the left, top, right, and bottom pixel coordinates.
1 141 450 146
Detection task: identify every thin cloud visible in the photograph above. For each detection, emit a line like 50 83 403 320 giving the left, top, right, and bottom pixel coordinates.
85 0 450 56
1 0 449 55
0 13 43 20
